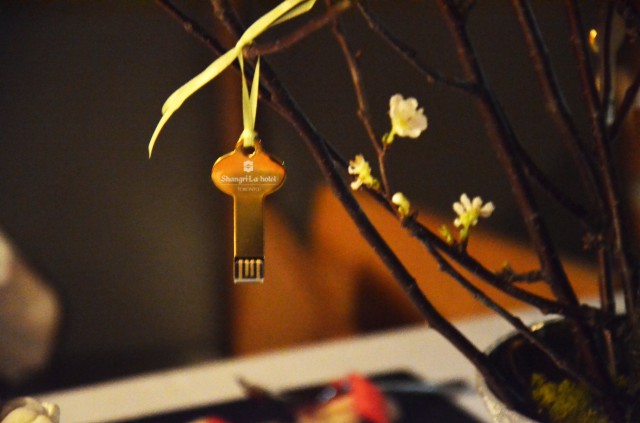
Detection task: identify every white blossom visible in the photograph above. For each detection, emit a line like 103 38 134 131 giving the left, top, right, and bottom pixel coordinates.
385 94 428 144
452 194 494 241
348 155 380 191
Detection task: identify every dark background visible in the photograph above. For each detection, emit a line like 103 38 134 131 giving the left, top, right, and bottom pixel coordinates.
0 0 617 395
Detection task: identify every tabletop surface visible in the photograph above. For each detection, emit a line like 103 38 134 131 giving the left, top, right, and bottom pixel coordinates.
36 304 558 423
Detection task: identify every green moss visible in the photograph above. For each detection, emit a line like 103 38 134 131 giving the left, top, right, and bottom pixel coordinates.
530 374 609 423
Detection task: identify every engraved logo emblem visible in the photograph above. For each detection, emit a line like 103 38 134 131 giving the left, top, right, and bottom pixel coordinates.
243 159 254 173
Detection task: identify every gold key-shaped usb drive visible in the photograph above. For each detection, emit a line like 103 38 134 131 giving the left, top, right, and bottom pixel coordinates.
211 139 285 283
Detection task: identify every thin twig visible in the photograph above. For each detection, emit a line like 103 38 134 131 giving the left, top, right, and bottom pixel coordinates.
598 247 615 314
402 217 595 320
565 0 638 323
510 0 603 218
427 242 606 397
328 12 378 151
328 4 391 194
156 0 228 55
512 139 590 222
245 1 351 58
602 2 616 125
211 0 242 35
355 0 476 92
495 265 545 284
597 5 617 318
562 3 635 419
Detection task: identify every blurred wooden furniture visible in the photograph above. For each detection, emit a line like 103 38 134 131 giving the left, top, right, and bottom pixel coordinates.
232 185 599 355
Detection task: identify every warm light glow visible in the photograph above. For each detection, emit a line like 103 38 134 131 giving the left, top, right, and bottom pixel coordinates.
589 29 599 53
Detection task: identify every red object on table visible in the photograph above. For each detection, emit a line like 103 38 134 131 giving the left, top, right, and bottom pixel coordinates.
332 373 389 423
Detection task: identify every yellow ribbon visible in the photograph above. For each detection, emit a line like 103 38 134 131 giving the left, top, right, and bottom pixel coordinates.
149 0 317 157
239 54 260 148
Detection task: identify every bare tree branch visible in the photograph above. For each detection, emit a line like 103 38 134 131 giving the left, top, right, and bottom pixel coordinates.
157 0 227 55
565 0 638 322
355 0 476 92
510 0 604 218
245 1 351 58
328 6 393 194
426 242 606 396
